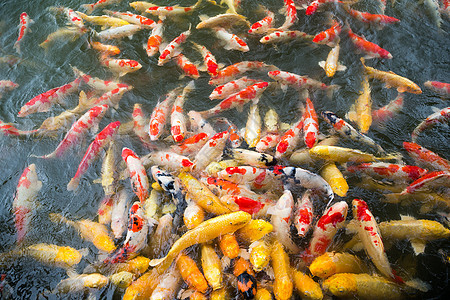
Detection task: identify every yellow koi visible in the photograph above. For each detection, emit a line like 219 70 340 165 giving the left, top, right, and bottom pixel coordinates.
291 268 323 300
271 240 293 300
309 252 368 279
236 219 273 243
347 74 372 133
201 243 223 290
320 162 349 197
110 271 135 288
309 145 399 163
55 273 109 293
76 11 130 28
249 237 271 272
123 269 161 300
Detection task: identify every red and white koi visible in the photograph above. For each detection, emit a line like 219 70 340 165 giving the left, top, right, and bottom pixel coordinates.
111 189 129 240
175 54 200 79
192 42 219 77
158 28 191 66
122 147 150 202
268 190 300 253
403 142 450 172
215 117 243 148
62 7 85 29
93 86 132 109
268 70 338 94
170 132 210 156
209 61 276 85
104 10 156 29
372 93 404 124
244 103 262 148
352 199 400 282
347 162 428 183
214 27 249 52
279 0 298 30
73 67 131 91
202 176 259 199
15 12 33 54
345 7 400 29
294 191 314 237
67 121 120 191
306 201 348 261
220 195 266 216
198 82 269 118
13 164 42 245
411 107 450 142
82 0 121 15
273 166 334 202
97 24 142 40
400 171 450 195
18 78 81 117
36 104 108 159
171 81 195 142
187 111 216 137
0 120 38 137
151 166 185 206
149 88 179 141
319 44 346 77
306 0 343 16
210 77 261 100
275 117 304 159
145 21 163 57
347 27 392 59
256 133 281 153
144 151 194 171
217 166 279 190
248 8 274 34
259 30 314 44
145 0 202 18
100 57 142 77
132 103 153 149
303 98 319 149
424 81 450 97
312 20 342 47
192 131 230 173
104 202 148 264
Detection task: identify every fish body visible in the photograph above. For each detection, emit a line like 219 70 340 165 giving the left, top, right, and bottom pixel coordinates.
94 86 132 109
309 145 396 163
55 273 109 293
218 233 240 259
90 40 121 56
171 132 209 155
309 251 368 279
345 8 400 29
0 120 38 136
39 27 87 49
303 98 319 148
177 253 209 293
67 121 120 191
149 211 251 273
351 74 372 133
372 93 404 123
101 57 142 77
82 0 121 14
210 77 261 100
218 166 279 190
424 80 450 97
348 27 392 59
73 67 131 91
37 104 108 159
104 202 148 264
132 103 153 149
279 0 298 30
236 219 273 243
321 163 349 197
97 24 142 40
306 0 343 16
196 13 250 29
0 80 19 98
271 240 293 300
145 21 163 56
175 54 200 79
294 191 314 237
347 162 428 183
313 20 342 47
104 10 156 28
184 198 205 229
145 151 193 171
201 244 223 290
18 78 81 117
145 0 201 17
199 82 268 118
268 70 338 93
111 189 130 239
122 147 149 202
209 61 275 85
318 44 346 77
292 268 324 300
245 103 262 148
150 265 182 300
361 59 421 94
401 171 450 195
192 130 230 172
158 28 191 66
76 11 130 27
411 107 450 142
249 238 271 272
214 27 249 52
15 12 33 53
275 117 304 159
192 42 219 77
171 81 194 142
149 88 178 140
403 142 450 171
249 9 274 34
260 30 313 44
151 166 185 206
256 133 280 152
228 148 276 168
13 164 42 245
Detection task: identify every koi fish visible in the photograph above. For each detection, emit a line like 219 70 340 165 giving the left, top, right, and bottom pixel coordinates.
294 190 314 237
303 98 319 148
0 80 19 98
49 213 116 253
201 244 223 291
352 199 399 281
90 40 121 56
249 237 271 272
171 132 210 156
151 166 185 207
372 93 404 124
122 147 149 202
132 103 153 149
111 189 130 240
292 268 324 300
0 120 38 137
158 28 191 66
196 13 250 29
398 171 450 195
273 166 334 202
361 58 422 94
321 162 349 197
306 201 348 261
184 198 205 229
82 0 121 15
192 42 219 77
145 20 163 57
306 0 343 16
145 0 203 18
319 44 346 77
309 145 399 163
260 30 314 44
55 273 109 293
150 265 182 299
275 117 304 159
214 27 249 52
97 24 142 40
18 78 81 117
348 27 392 59
35 104 108 159
236 219 273 243
175 54 200 79
313 20 342 47
49 7 85 30
218 166 279 191
101 57 142 77
198 82 269 118
210 77 260 100
403 142 450 171
72 67 132 91
227 148 276 168
347 162 428 183
93 86 132 109
268 70 339 95
209 61 276 85
411 107 450 142
309 251 368 279
248 8 274 34
13 164 42 245
345 7 400 29
177 252 209 293
347 74 372 133
104 202 148 264
424 80 450 97
188 110 216 137
244 103 262 148
271 240 293 300
76 11 130 27
289 136 339 167
15 12 33 54
149 88 179 141
144 151 193 171
39 27 87 50
67 121 120 191
218 233 240 259
129 1 156 12
103 10 156 28
321 111 385 154
171 81 194 142
149 211 251 273
256 133 281 153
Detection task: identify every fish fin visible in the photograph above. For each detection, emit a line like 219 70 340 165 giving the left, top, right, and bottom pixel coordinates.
198 14 210 22
148 256 166 267
404 278 430 292
410 239 426 255
419 203 433 214
93 178 102 184
400 214 416 221
67 177 80 191
66 267 79 278
318 60 326 70
346 104 357 122
236 105 244 113
337 63 347 71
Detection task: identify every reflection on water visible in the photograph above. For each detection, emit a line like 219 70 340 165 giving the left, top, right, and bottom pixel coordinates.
0 0 449 299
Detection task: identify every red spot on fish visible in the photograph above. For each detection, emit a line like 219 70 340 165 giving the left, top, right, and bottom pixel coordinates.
227 167 246 175
317 210 345 230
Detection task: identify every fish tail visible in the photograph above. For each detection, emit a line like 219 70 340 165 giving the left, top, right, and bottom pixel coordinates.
148 256 166 267
49 212 69 224
67 177 80 191
81 4 94 15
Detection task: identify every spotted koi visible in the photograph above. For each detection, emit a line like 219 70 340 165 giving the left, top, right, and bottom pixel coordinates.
144 151 194 172
93 86 132 109
97 24 142 40
217 166 279 190
101 57 142 77
294 191 314 237
401 171 450 195
303 98 319 148
306 0 343 16
192 131 230 173
228 148 276 168
15 12 33 54
0 80 19 98
214 27 249 52
313 20 342 47
275 117 304 159
158 28 191 66
145 20 163 57
279 0 298 30
171 81 195 142
151 166 185 207
424 81 450 97
403 142 450 172
149 88 179 141
411 107 450 142
73 67 132 91
210 77 261 100
192 42 219 77
268 70 339 94
175 54 200 79
187 111 216 137
209 61 276 85
260 30 314 44
348 27 392 59
122 147 149 202
67 121 121 191
145 0 202 18
13 164 42 245
0 120 38 137
346 162 428 183
18 78 81 117
170 132 210 156
248 8 274 34
256 132 281 153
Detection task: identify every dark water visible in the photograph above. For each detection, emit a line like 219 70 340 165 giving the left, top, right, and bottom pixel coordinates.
0 0 449 299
